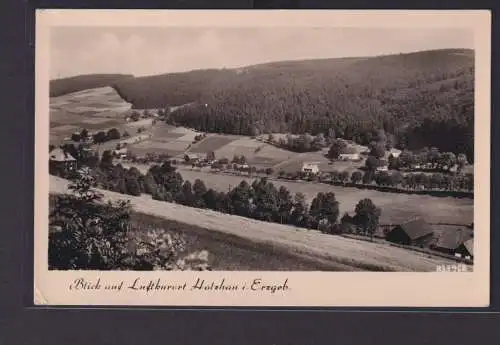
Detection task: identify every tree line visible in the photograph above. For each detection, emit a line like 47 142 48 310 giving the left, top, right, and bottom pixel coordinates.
50 73 133 97
278 168 473 193
56 154 383 239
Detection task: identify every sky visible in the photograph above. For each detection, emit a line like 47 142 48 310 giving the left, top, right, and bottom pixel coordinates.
50 27 474 79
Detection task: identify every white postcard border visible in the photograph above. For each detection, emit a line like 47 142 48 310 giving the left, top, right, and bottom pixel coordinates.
35 10 491 307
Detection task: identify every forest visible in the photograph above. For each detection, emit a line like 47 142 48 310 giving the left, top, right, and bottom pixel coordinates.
50 49 475 160
117 49 474 159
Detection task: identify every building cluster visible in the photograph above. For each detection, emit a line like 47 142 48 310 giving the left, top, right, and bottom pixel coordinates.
385 218 474 260
49 147 77 172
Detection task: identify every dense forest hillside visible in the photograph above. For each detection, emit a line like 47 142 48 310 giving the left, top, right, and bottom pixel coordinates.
50 74 134 97
111 49 475 159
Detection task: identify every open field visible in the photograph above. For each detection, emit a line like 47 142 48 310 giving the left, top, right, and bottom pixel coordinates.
49 86 133 145
50 86 131 115
127 127 200 156
49 175 463 271
276 150 365 175
188 135 238 154
130 212 346 271
197 136 300 168
123 129 300 169
129 139 191 156
119 162 473 229
174 169 473 226
151 124 186 140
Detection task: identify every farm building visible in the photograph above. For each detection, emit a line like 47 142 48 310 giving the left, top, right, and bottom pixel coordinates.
114 147 128 159
184 153 200 163
301 162 319 174
49 147 77 172
387 148 402 158
338 153 360 161
385 218 434 247
233 163 250 170
455 238 474 260
432 228 473 256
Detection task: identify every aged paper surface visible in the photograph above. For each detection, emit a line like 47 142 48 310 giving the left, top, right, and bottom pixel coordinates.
35 10 490 307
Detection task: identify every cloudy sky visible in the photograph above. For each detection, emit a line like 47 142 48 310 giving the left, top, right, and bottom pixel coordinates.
50 27 474 79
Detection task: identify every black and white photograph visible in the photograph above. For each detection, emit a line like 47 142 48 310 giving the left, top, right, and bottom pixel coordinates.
35 10 491 307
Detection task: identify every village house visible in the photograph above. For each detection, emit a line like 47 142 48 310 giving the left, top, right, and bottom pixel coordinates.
113 147 128 159
385 218 434 247
387 148 402 159
233 163 250 170
376 158 389 172
49 147 77 172
301 162 319 174
432 228 473 256
184 153 200 163
455 238 474 260
338 153 360 161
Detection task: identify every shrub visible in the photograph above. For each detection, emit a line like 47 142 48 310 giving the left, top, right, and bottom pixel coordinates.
49 167 211 271
122 228 210 271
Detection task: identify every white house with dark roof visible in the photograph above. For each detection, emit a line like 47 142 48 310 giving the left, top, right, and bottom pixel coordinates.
338 153 360 161
301 162 319 174
49 147 77 171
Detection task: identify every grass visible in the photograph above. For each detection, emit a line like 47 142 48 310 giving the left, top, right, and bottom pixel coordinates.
276 151 363 174
175 169 473 225
209 137 299 168
118 163 473 228
129 139 190 156
130 212 350 271
189 135 238 154
50 175 465 271
49 86 133 145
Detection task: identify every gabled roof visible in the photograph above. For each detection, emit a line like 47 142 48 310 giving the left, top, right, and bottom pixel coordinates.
462 238 474 256
435 228 473 250
396 218 433 240
49 148 76 162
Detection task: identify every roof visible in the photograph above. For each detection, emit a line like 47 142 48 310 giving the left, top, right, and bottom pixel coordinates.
396 218 434 240
49 148 76 162
435 228 473 250
390 148 402 155
115 148 128 154
462 238 474 256
185 153 199 159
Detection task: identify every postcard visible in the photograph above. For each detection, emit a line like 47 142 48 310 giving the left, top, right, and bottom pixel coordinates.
35 9 491 307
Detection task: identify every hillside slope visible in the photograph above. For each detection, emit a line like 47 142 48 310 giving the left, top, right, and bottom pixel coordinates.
111 49 475 158
50 73 134 97
49 175 461 272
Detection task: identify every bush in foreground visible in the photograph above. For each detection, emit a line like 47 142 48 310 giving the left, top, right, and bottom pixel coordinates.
49 167 210 271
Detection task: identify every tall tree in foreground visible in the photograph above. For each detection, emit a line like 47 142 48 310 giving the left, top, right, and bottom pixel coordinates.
49 167 211 271
353 198 381 241
49 167 132 269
